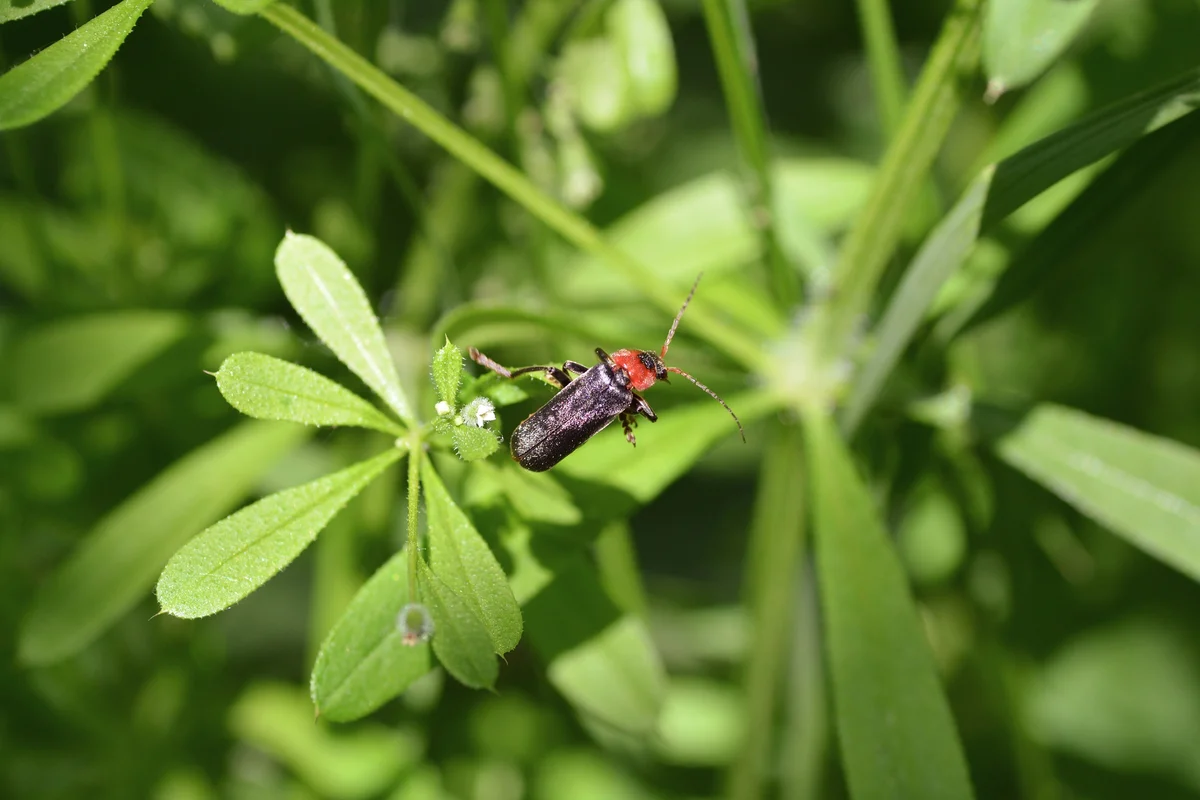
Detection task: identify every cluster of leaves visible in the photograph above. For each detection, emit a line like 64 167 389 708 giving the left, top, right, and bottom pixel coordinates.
4 0 1200 799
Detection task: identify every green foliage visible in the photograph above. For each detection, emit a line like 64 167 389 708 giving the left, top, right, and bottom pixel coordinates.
0 0 154 130
156 448 404 619
805 410 974 800
311 549 432 721
984 0 1100 98
19 421 308 664
6 0 1200 798
7 311 187 414
215 352 406 435
275 232 412 422
422 457 522 654
994 404 1200 581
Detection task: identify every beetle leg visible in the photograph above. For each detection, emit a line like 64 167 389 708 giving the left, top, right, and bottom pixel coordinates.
563 360 589 375
630 393 658 423
469 348 572 388
619 412 637 447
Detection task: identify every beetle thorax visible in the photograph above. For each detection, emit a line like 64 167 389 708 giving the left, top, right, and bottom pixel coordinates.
610 349 667 391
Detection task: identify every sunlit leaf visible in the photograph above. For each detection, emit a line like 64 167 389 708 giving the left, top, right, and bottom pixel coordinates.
417 558 498 689
0 0 154 131
608 0 677 117
804 409 974 800
422 458 522 654
9 311 187 415
0 0 75 24
157 448 404 619
983 0 1099 98
431 339 463 407
312 549 432 722
18 421 309 665
842 167 994 434
230 682 422 798
982 67 1200 230
275 232 411 421
215 352 404 435
994 404 1200 582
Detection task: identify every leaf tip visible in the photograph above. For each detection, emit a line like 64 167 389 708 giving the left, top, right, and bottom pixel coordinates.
983 79 1007 105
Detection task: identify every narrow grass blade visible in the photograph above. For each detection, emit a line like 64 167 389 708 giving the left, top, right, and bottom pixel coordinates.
700 0 794 304
9 311 187 415
311 548 432 722
0 0 75 24
804 409 974 800
275 232 411 422
0 0 154 130
824 0 983 357
841 167 994 435
422 458 522 654
994 404 1200 582
157 448 403 619
216 352 405 436
417 558 498 690
983 0 1099 99
855 0 908 136
956 111 1200 335
728 423 807 800
981 67 1200 230
18 421 309 665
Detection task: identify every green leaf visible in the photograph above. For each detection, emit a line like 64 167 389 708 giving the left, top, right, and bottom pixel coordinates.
981 67 1200 231
983 0 1099 98
841 167 995 434
0 0 75 24
519 546 667 735
215 352 404 436
431 339 463 407
422 458 522 654
608 0 677 117
18 421 309 665
311 549 432 722
0 0 154 131
452 425 501 461
803 409 973 800
556 391 776 511
8 311 187 415
275 232 411 421
230 681 422 799
994 404 1200 582
417 558 498 689
495 462 583 526
157 448 404 619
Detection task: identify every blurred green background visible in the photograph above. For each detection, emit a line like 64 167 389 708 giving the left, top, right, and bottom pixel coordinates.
3 0 1200 798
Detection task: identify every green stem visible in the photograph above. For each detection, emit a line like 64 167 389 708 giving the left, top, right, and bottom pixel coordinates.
855 0 907 137
728 422 807 800
259 2 762 371
822 0 982 361
701 0 796 308
406 435 422 598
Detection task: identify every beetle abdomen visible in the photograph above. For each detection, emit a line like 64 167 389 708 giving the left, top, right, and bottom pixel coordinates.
510 363 632 471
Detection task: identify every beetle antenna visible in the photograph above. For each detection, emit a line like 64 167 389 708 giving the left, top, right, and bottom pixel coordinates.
665 366 745 442
661 273 703 360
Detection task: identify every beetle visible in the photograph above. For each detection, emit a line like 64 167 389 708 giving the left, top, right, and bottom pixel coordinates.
468 275 744 472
